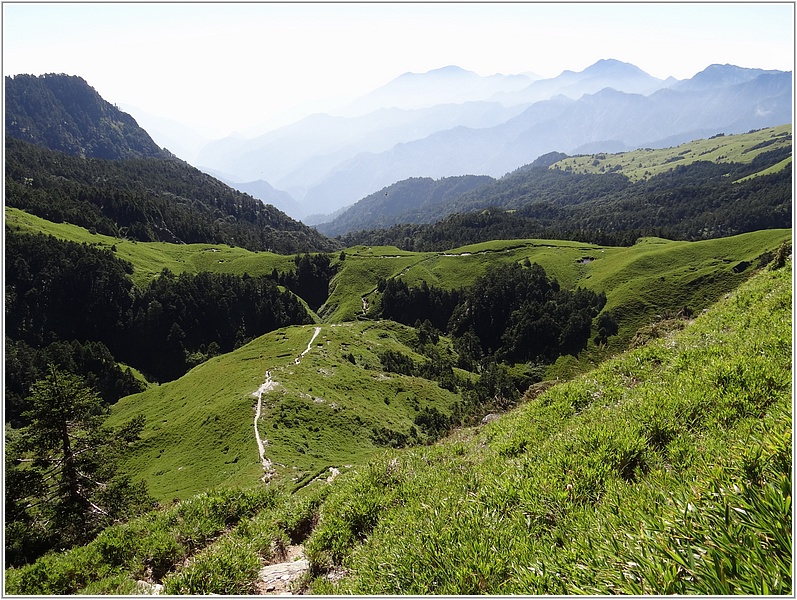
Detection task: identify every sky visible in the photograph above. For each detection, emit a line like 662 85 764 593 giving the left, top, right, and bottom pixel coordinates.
3 2 794 139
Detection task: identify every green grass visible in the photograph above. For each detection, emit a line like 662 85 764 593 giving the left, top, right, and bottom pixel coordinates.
304 256 792 594
4 486 288 595
6 255 790 596
106 321 469 501
5 206 296 286
550 124 792 181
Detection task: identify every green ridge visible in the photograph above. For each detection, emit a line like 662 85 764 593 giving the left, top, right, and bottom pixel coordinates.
551 124 792 180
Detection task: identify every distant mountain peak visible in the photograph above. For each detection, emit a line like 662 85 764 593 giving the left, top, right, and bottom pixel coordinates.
399 65 476 79
582 58 654 78
674 63 785 91
431 65 471 74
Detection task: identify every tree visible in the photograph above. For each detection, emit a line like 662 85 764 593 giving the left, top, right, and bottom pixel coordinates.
5 366 153 566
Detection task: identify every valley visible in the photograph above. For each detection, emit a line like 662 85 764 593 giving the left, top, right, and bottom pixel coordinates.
3 65 792 595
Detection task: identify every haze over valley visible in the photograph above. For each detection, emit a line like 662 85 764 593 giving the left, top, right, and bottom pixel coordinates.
131 59 791 221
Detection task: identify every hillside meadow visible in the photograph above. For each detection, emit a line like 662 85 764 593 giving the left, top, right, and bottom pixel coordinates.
5 250 791 595
105 320 470 501
551 124 791 181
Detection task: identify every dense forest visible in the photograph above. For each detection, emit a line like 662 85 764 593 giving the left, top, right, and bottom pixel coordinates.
379 262 609 366
4 229 317 423
5 136 338 253
338 148 792 250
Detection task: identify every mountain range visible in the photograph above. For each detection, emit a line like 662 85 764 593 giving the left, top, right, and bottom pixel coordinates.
3 74 335 253
4 60 792 593
143 59 791 220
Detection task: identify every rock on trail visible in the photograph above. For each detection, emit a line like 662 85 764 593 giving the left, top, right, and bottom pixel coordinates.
256 545 309 595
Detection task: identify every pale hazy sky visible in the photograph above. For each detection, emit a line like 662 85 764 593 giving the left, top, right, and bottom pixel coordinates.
3 2 794 138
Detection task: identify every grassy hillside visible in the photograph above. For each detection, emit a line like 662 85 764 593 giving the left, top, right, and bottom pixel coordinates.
304 255 792 594
6 252 790 595
326 231 791 345
6 206 296 286
106 321 469 501
551 124 791 181
104 229 789 500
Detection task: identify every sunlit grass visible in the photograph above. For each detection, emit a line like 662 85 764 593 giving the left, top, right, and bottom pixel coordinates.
305 257 792 594
551 124 791 181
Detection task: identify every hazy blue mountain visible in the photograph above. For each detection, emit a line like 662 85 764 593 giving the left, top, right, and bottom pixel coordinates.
340 65 538 115
120 103 210 164
489 59 668 105
669 63 785 92
196 101 528 187
316 175 494 236
294 69 791 215
195 60 662 206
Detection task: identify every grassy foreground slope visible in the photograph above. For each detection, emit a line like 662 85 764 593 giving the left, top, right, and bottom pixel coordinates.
305 256 792 594
6 253 790 595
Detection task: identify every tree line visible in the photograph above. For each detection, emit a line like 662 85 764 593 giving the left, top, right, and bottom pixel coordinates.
5 229 315 424
337 149 792 250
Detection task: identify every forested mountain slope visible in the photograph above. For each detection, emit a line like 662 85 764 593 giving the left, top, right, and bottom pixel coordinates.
317 175 493 236
5 136 337 253
337 126 791 248
5 73 170 160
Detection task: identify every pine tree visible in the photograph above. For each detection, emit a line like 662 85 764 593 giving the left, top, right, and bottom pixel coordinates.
5 366 152 566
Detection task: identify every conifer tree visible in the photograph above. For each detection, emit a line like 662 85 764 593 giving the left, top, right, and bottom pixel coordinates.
5 366 152 566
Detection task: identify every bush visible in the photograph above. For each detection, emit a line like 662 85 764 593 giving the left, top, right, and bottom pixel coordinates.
162 537 261 595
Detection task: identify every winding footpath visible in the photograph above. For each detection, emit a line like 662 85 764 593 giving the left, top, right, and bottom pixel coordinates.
253 326 322 482
253 371 275 480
